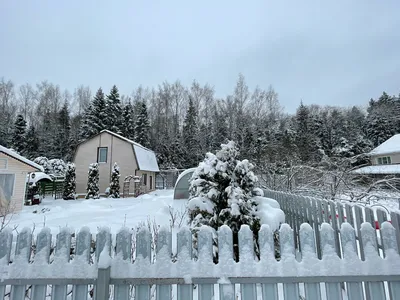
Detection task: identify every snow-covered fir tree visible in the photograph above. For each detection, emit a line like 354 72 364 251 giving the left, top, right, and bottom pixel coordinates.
25 125 40 159
182 96 201 168
54 102 71 160
34 157 51 174
63 163 76 200
86 163 100 199
79 102 94 141
134 101 150 147
90 88 107 133
11 114 27 154
122 101 135 140
109 162 120 198
188 141 261 261
105 85 123 133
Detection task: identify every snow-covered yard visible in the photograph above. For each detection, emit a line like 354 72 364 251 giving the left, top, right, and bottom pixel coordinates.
6 190 186 233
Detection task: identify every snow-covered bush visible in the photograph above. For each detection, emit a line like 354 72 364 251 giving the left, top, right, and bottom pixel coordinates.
34 157 51 174
188 141 282 261
109 163 120 198
63 163 76 200
34 157 67 176
86 163 99 199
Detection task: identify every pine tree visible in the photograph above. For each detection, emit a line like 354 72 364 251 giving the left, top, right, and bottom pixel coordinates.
79 103 94 141
86 163 99 199
105 85 123 133
122 101 135 139
188 141 260 261
134 101 150 147
109 162 120 198
54 102 71 160
63 163 76 200
182 96 200 168
25 125 40 159
294 102 318 162
90 88 107 133
11 114 27 154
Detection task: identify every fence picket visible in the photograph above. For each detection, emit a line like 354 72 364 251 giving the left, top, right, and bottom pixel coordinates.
311 198 322 259
31 228 51 300
239 225 256 299
354 206 365 261
360 223 386 300
329 201 341 258
259 225 278 300
72 227 91 300
340 223 364 300
218 226 234 300
390 212 400 255
10 228 32 300
337 202 345 228
156 227 172 300
300 223 321 300
197 227 214 300
114 228 132 300
135 227 151 300
0 228 12 299
376 209 388 256
381 222 400 299
322 200 330 224
177 227 193 300
320 224 343 300
345 204 354 227
280 224 299 299
51 227 72 300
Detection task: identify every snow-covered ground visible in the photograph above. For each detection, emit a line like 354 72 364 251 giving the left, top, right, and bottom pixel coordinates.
6 189 186 233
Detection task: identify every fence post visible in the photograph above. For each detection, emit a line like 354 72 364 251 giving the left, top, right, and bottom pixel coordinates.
95 227 112 300
96 267 111 300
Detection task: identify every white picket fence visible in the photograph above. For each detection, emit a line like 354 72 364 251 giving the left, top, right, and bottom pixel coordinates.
1 220 400 300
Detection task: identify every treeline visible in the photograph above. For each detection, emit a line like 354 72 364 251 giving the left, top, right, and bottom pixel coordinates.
0 75 399 171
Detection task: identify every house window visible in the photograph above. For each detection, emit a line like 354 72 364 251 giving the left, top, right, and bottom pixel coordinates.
0 158 7 170
0 174 15 202
97 147 108 163
378 156 391 165
143 174 147 185
150 176 153 189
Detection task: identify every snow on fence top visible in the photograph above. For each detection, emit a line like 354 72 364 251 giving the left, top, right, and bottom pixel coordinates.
0 145 44 171
1 222 400 300
369 133 400 156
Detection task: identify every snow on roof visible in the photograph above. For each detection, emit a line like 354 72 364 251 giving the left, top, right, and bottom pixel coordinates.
0 145 44 171
351 164 400 175
25 172 53 185
100 130 160 172
174 168 196 189
369 134 400 156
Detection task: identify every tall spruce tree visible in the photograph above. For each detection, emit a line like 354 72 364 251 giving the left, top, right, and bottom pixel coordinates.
90 88 107 133
134 101 150 147
63 163 76 200
54 102 71 160
122 101 135 139
182 96 200 168
105 85 123 133
11 114 27 154
86 163 99 199
25 125 40 159
79 103 94 141
109 162 120 198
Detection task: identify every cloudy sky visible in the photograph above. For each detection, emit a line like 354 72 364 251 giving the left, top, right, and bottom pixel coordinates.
1 0 399 113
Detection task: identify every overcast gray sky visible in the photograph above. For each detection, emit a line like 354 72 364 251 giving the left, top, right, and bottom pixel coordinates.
1 0 399 113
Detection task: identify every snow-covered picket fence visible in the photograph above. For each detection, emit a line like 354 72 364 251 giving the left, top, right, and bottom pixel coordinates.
1 222 400 300
264 189 400 260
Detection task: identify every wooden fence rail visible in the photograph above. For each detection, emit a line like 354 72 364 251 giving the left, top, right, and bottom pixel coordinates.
1 222 400 300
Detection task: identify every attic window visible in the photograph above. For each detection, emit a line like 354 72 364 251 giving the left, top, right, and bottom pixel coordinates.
378 156 391 165
0 158 7 169
97 147 108 163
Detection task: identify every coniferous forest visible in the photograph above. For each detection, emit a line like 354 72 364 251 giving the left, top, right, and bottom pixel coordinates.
1 74 399 181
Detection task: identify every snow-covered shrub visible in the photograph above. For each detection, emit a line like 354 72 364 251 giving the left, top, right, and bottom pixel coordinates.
63 163 76 200
48 159 66 176
109 163 120 198
86 163 99 199
34 157 51 174
188 141 274 261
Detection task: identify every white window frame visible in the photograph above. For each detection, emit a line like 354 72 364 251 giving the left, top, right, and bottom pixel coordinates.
0 158 8 170
377 156 391 165
0 173 16 202
97 147 108 164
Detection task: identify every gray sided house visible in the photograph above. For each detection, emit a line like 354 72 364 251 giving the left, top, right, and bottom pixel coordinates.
73 130 160 196
352 134 400 176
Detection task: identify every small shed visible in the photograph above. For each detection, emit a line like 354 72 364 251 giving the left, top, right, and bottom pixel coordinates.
0 145 43 213
173 168 196 200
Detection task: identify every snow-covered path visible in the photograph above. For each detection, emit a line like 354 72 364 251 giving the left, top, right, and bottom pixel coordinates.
6 190 187 233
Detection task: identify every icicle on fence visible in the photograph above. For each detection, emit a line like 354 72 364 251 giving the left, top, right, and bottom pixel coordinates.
1 222 400 300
